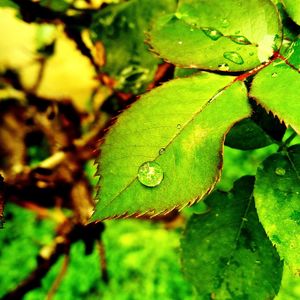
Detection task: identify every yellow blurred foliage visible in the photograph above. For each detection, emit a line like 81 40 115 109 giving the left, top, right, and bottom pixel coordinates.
0 8 38 72
0 8 100 111
21 27 99 111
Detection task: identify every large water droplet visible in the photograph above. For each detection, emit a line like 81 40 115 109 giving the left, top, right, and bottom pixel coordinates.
275 167 286 176
229 35 251 45
272 72 278 78
178 40 183 45
176 124 182 129
138 161 164 187
223 51 244 65
201 27 223 41
218 63 229 71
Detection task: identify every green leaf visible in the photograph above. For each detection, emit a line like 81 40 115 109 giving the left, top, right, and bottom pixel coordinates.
282 0 300 25
181 176 283 299
287 38 300 69
225 118 274 150
0 0 19 9
225 100 286 150
90 0 177 94
254 145 300 275
250 60 300 134
39 0 70 12
275 264 300 299
92 73 250 220
149 0 281 71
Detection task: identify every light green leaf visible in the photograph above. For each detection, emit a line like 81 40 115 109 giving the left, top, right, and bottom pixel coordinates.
250 60 300 134
275 264 300 300
90 0 177 94
254 145 300 275
149 0 281 71
282 0 300 25
181 176 283 299
92 73 250 220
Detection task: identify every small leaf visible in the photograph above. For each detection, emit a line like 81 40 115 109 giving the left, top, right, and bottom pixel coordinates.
225 118 274 150
93 73 250 220
250 60 300 134
254 145 300 275
181 176 283 299
282 0 300 25
149 0 281 71
90 0 177 94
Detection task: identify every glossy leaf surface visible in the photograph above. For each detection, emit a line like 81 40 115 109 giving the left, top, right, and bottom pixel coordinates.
181 177 283 299
254 145 300 275
149 0 281 71
93 73 250 220
250 60 300 134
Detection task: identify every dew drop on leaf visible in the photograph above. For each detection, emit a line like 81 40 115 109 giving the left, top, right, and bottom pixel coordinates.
176 124 182 129
223 51 244 65
178 40 183 45
159 148 165 155
249 52 254 56
218 63 229 71
271 72 278 78
275 167 286 176
221 18 229 28
138 161 164 187
229 35 251 45
201 27 223 41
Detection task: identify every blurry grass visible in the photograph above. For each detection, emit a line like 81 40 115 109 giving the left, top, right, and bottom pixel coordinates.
2 137 300 299
24 220 195 300
1 204 195 300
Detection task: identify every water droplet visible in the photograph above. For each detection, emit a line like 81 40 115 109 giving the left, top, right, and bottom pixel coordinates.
138 161 164 187
190 28 194 32
275 167 286 176
201 27 223 41
249 52 254 56
221 18 229 28
218 63 229 71
235 30 241 34
223 51 244 65
159 148 165 155
229 35 251 45
255 260 261 264
178 41 183 45
272 72 278 78
176 124 182 129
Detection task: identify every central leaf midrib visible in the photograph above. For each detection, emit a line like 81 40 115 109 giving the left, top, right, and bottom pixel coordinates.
100 78 237 213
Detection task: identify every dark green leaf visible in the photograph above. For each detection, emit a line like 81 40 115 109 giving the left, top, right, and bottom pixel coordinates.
254 145 300 275
225 118 274 150
181 176 283 299
90 0 177 94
